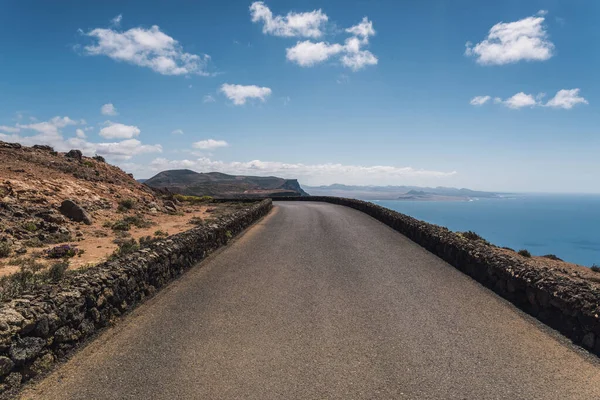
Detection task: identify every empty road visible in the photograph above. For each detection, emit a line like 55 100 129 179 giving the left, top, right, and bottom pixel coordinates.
22 202 600 399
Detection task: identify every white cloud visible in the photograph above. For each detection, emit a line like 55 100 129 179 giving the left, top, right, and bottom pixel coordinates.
470 95 491 106
171 129 184 135
501 92 539 109
0 115 161 161
465 10 554 65
346 17 375 39
193 139 229 150
286 41 344 66
250 1 328 38
0 125 20 134
17 116 80 136
220 83 272 105
99 121 141 139
286 18 378 70
87 139 162 160
101 103 118 116
203 94 216 103
111 14 122 27
545 88 588 109
484 89 588 109
137 157 457 186
83 25 211 76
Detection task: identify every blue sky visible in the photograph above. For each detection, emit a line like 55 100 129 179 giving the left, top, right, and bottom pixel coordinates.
0 0 598 193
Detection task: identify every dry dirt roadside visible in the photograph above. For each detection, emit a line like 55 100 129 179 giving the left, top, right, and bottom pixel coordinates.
20 202 600 400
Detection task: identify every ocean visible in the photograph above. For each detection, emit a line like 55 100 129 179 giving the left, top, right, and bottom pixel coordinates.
374 194 600 267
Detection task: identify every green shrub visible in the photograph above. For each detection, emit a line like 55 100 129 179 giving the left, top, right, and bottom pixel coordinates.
173 194 213 204
22 221 38 232
139 235 158 248
93 155 105 163
225 230 232 239
83 160 94 168
154 230 168 237
111 219 131 231
591 264 600 273
109 238 139 260
542 254 563 261
0 242 10 258
518 249 532 258
48 261 69 281
117 198 136 212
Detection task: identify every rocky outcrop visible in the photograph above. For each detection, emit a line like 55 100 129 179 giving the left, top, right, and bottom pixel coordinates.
59 200 92 225
64 149 82 161
275 196 600 356
0 199 271 395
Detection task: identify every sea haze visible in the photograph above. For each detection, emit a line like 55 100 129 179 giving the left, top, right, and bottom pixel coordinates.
374 194 600 267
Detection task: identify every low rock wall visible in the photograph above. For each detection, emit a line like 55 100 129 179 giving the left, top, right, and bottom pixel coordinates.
0 199 272 395
276 196 600 355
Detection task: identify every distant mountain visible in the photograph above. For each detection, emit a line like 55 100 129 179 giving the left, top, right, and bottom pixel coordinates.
144 169 309 198
136 179 148 184
301 184 500 201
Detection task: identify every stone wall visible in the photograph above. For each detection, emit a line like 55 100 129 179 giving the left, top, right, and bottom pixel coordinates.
0 199 272 395
276 196 600 356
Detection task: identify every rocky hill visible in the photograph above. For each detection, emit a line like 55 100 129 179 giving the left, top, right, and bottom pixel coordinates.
0 141 231 276
144 169 309 198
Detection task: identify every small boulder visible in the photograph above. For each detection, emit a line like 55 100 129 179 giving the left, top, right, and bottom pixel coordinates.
9 337 45 366
65 149 83 161
163 200 177 213
0 356 14 376
59 200 92 225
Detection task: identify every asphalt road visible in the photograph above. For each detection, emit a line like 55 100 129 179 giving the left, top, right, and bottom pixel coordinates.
22 202 600 399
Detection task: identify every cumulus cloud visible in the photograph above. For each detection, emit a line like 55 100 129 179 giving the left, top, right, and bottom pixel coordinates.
545 88 588 109
465 10 554 65
286 41 344 66
502 92 539 109
193 139 229 150
286 17 377 70
470 96 492 106
82 24 211 76
220 83 272 105
17 116 79 135
345 17 375 39
0 115 161 161
481 89 588 109
250 1 328 38
171 129 184 135
101 103 118 116
99 121 141 139
134 157 457 186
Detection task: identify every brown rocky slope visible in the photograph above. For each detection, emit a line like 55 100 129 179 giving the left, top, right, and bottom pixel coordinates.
0 141 235 277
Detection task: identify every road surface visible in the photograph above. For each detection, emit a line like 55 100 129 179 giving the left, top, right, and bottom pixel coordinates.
22 202 600 399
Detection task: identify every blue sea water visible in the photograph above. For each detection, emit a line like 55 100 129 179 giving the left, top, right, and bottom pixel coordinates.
374 194 600 267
